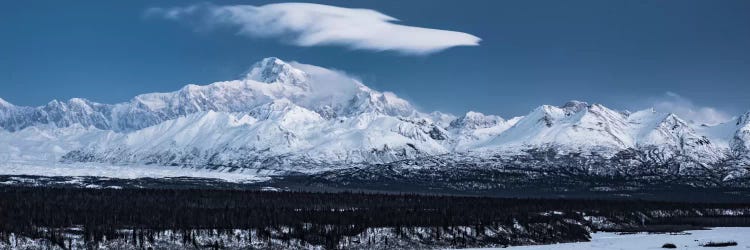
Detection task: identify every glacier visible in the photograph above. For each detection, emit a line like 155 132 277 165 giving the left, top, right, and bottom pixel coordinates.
1 57 749 187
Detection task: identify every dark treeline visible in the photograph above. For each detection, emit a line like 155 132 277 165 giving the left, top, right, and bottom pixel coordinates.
3 187 750 229
1 187 750 249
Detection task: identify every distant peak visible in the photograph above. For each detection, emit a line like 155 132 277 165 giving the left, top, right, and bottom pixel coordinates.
450 111 503 129
738 111 750 126
46 99 63 106
68 98 89 104
464 111 486 118
461 111 502 121
0 97 12 108
560 100 589 112
245 57 308 86
261 57 284 65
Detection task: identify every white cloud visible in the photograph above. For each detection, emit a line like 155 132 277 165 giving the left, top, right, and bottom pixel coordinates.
650 92 731 125
146 2 481 55
287 61 364 104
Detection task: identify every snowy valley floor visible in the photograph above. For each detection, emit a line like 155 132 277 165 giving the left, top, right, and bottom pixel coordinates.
0 162 271 183
3 161 750 203
459 227 750 250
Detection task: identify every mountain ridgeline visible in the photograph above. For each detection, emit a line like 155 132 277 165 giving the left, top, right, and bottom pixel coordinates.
1 57 749 190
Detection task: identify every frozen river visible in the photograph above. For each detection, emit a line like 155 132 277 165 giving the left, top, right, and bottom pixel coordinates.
459 227 750 250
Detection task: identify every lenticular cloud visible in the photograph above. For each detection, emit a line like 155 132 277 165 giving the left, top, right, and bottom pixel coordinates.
147 2 481 55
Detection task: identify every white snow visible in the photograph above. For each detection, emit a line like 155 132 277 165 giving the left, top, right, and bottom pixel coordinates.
695 118 739 149
455 227 750 250
0 162 269 183
0 57 748 178
481 103 634 153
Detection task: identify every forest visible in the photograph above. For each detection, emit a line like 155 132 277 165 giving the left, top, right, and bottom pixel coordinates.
1 187 750 249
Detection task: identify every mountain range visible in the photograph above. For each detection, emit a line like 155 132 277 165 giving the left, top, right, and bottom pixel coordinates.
1 58 749 190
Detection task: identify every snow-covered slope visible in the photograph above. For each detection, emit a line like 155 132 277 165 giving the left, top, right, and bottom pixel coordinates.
1 57 748 182
0 97 113 132
475 102 728 164
1 58 446 169
448 111 519 150
61 108 448 169
482 102 632 153
0 58 416 133
731 112 750 161
733 112 750 147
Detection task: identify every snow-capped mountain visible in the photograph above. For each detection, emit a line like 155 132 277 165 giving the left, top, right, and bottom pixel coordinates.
0 58 415 133
732 112 750 162
448 111 519 150
1 58 443 169
1 57 748 185
481 102 633 152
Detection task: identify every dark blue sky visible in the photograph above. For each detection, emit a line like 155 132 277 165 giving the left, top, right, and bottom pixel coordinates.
1 0 749 117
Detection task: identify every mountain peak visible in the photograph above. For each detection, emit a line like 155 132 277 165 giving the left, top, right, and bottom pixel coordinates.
560 100 589 113
738 111 750 126
68 97 91 105
464 111 487 118
657 113 691 130
0 97 12 108
46 99 63 107
450 111 504 129
245 57 308 86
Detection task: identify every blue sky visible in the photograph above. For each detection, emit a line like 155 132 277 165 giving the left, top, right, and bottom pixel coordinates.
1 0 749 120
